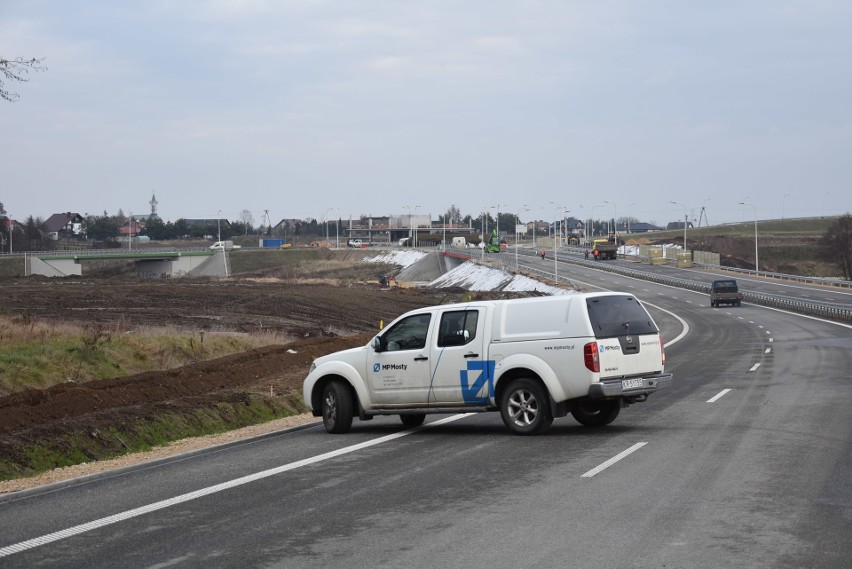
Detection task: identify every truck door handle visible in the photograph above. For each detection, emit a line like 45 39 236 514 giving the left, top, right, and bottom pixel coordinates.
414 356 428 361
463 353 479 358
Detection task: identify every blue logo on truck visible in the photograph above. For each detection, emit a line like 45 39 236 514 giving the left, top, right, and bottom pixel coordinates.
460 360 496 404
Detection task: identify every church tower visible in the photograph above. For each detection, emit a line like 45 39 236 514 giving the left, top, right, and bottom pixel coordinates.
149 193 159 218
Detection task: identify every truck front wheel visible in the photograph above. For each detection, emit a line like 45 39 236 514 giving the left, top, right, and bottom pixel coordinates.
322 380 354 434
500 378 553 435
571 400 620 427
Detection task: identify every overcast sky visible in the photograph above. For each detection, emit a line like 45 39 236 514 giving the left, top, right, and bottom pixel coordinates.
2 0 850 227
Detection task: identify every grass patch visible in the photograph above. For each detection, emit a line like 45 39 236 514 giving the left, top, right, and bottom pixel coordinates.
0 316 289 396
0 257 25 277
229 248 397 283
0 392 307 481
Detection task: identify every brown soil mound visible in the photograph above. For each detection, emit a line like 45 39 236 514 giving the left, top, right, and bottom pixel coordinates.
0 335 367 433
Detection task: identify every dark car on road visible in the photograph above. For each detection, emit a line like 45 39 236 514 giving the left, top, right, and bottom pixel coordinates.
710 279 743 307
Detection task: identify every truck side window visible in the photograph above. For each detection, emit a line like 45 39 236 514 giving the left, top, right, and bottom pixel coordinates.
382 313 432 351
438 310 478 347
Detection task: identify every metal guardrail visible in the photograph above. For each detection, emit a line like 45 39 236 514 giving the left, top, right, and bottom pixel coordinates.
0 247 215 258
690 262 852 289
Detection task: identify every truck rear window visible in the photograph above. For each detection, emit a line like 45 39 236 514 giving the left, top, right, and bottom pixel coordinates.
712 280 738 293
586 296 658 339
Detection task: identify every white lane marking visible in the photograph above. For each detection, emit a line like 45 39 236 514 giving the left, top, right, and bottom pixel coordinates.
766 330 771 334
581 442 648 478
765 348 771 354
707 389 732 403
642 301 689 348
748 320 755 324
758 325 764 329
749 363 761 372
769 338 774 343
0 414 469 558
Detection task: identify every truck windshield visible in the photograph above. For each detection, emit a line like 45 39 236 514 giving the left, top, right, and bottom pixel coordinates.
586 296 658 339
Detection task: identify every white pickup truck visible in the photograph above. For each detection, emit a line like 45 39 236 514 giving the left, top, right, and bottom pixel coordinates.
304 292 672 435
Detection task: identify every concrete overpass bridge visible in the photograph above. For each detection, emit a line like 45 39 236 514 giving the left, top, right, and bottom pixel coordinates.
28 249 228 277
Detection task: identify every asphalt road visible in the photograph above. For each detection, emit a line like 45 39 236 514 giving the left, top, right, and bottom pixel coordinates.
1 259 850 568
554 246 852 310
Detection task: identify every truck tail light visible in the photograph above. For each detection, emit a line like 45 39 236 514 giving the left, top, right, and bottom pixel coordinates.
660 336 666 366
584 342 599 373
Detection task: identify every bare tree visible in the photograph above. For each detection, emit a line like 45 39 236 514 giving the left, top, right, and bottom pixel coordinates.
821 214 852 279
1 56 46 102
239 209 254 235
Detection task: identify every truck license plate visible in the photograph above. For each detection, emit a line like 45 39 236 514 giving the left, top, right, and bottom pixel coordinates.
622 379 644 390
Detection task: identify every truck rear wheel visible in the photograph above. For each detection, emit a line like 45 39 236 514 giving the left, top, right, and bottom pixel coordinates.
500 378 553 435
571 400 620 427
322 380 354 434
400 413 426 428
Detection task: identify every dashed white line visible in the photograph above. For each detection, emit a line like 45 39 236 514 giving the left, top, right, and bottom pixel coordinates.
765 348 771 354
769 338 774 343
581 443 648 478
707 389 732 403
749 363 761 372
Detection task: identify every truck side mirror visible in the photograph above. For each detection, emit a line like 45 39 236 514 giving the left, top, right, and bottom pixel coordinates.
371 336 384 352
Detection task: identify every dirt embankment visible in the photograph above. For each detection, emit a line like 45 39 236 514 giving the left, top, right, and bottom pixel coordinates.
0 271 524 487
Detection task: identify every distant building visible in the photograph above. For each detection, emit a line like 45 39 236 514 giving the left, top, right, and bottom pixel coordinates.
118 218 144 238
134 193 160 222
44 212 85 240
526 220 550 235
273 218 301 235
629 222 664 233
666 221 693 231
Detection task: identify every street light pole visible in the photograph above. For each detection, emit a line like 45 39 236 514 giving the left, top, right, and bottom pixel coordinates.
324 207 333 246
515 207 528 269
491 203 506 247
552 208 569 284
591 205 602 238
414 205 421 248
604 201 617 236
627 202 636 234
670 201 688 252
739 201 759 273
217 209 228 276
442 214 446 250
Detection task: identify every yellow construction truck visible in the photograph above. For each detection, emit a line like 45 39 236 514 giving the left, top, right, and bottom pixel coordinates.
591 235 619 260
